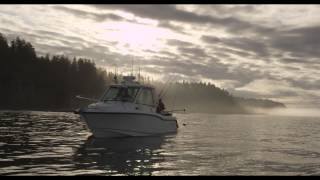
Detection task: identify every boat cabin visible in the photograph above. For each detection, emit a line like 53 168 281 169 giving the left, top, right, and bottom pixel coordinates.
101 76 156 107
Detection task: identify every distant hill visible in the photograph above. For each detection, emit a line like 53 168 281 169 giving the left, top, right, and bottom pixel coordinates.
235 97 286 109
0 32 285 113
153 82 286 114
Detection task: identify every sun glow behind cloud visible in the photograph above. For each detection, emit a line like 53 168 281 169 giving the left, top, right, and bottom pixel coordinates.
98 22 175 56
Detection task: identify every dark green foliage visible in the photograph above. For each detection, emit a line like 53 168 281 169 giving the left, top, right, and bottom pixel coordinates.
0 33 110 111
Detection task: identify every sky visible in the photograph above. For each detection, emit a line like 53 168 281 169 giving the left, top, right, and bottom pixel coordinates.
1 4 320 108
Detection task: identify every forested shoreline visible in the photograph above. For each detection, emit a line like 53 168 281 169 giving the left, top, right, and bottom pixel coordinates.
0 33 285 113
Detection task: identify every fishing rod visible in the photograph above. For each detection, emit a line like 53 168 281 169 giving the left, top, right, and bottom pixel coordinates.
158 77 173 98
158 76 178 99
75 95 99 102
167 108 186 113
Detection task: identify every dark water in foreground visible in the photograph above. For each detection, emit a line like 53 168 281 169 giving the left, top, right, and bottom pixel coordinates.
1 111 320 175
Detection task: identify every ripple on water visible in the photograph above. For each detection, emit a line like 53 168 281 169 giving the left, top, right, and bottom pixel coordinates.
1 111 320 175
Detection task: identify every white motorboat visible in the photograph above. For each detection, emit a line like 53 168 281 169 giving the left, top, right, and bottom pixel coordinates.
75 76 178 138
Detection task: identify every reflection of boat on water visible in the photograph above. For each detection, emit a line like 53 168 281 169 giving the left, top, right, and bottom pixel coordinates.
73 136 169 176
75 75 178 138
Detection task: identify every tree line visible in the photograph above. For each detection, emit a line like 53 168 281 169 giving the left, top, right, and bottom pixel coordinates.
0 33 285 113
0 33 114 110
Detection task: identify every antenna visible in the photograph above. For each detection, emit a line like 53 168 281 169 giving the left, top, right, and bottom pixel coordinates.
113 64 118 84
131 56 134 76
138 60 141 82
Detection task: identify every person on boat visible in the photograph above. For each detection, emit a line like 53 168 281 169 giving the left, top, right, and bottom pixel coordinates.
156 98 165 113
117 88 132 101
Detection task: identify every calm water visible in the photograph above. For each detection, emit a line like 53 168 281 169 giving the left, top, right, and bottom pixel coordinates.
1 111 320 176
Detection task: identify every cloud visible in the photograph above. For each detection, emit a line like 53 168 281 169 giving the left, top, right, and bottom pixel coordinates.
34 30 90 44
1 27 112 62
235 78 298 98
158 50 180 59
177 46 207 58
280 58 305 64
201 35 222 44
209 5 259 15
91 5 275 36
157 21 187 34
135 55 267 89
284 77 320 91
166 39 194 47
92 5 213 24
52 6 126 22
271 26 320 58
201 35 270 57
182 5 260 17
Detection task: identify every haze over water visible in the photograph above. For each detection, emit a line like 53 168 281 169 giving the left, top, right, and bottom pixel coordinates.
1 110 320 176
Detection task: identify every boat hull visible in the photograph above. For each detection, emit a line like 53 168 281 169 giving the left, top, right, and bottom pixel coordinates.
80 112 178 138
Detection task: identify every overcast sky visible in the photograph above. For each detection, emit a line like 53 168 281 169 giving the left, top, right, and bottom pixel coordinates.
1 5 320 108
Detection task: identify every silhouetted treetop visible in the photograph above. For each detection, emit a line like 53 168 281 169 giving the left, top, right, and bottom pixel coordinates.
0 32 110 110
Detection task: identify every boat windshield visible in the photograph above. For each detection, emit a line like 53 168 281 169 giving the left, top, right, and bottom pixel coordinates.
102 86 140 102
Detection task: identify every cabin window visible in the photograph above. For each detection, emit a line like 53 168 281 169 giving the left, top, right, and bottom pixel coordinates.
102 87 139 102
103 87 118 101
136 88 154 106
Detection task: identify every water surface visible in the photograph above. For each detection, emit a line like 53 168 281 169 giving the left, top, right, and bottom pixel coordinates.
1 111 320 175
